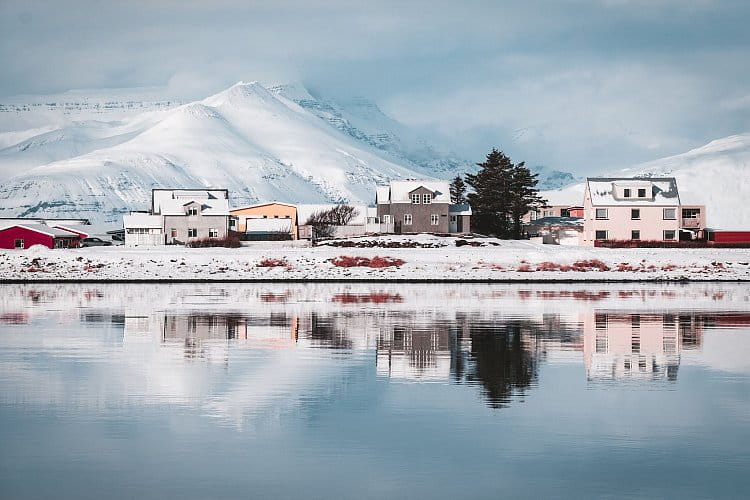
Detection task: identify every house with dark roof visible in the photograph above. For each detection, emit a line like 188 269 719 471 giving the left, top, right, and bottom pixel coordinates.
583 177 705 245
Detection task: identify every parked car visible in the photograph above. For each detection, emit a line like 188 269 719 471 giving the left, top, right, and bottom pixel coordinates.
80 237 113 247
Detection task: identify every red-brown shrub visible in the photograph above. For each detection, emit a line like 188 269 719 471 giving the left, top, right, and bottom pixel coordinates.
329 256 404 268
257 258 289 267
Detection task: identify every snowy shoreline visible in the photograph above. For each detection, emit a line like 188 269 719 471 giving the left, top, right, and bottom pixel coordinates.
2 235 749 282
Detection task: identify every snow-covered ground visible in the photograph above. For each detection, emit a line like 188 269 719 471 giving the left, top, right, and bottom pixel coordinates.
2 235 748 281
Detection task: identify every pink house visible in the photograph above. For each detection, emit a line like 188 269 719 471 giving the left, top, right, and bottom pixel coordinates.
583 177 705 246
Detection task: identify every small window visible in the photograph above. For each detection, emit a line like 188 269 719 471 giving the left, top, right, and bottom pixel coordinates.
637 188 647 198
631 230 640 240
188 228 198 238
595 208 608 219
170 228 177 238
274 215 279 218
383 215 392 224
187 206 198 216
285 215 290 219
404 214 413 225
423 193 432 204
229 219 236 228
430 214 439 225
560 209 570 217
14 239 24 249
631 209 640 220
450 215 457 222
263 215 268 219
682 208 700 219
663 230 675 240
663 208 676 220
623 188 631 198
209 228 218 238
595 230 608 240
410 194 420 204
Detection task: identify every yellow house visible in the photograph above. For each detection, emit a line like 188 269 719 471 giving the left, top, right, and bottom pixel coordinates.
230 202 298 240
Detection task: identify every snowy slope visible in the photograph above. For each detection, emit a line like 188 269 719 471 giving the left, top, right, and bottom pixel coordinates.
0 82 430 223
271 84 577 190
540 134 750 229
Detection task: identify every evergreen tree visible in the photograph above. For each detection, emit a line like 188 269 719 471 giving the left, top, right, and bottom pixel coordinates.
465 149 515 237
508 162 546 239
450 175 467 204
465 148 546 239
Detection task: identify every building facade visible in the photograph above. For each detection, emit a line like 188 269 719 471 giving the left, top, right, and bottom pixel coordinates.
582 177 705 246
0 224 81 249
375 180 471 234
230 202 298 239
150 189 231 245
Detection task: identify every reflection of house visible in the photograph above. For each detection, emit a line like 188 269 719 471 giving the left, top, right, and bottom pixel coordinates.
376 324 452 380
583 177 706 245
230 202 298 240
375 180 471 234
582 312 705 381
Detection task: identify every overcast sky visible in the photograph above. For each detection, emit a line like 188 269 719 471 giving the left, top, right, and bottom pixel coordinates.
2 0 749 173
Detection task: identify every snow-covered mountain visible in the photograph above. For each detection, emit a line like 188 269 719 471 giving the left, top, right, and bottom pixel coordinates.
271 83 577 190
541 134 750 229
0 82 444 222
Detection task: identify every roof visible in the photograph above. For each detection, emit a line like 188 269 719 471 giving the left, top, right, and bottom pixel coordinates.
0 217 90 230
380 180 452 203
526 216 584 228
230 201 298 213
0 224 81 238
151 188 229 213
296 204 367 225
586 177 680 206
158 198 230 216
449 204 472 215
123 214 163 229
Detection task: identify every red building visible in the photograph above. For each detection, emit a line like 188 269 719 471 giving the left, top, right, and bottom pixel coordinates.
0 224 81 249
706 230 750 244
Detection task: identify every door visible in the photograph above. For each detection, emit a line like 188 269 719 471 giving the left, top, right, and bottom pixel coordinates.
449 215 458 233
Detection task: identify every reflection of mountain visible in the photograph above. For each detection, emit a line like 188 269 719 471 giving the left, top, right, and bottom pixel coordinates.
583 312 706 382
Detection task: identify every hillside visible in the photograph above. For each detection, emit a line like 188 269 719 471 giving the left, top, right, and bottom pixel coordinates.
0 82 430 223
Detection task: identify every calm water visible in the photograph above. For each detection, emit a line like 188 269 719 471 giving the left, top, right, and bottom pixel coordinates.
1 283 749 499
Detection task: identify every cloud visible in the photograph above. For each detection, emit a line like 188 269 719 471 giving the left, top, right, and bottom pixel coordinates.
0 0 749 173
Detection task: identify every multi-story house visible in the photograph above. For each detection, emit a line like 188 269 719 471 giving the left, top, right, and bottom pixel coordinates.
582 177 705 245
151 189 231 244
375 180 471 234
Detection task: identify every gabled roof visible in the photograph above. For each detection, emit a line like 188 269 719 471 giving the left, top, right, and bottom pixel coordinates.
123 214 163 229
379 180 452 203
586 177 680 206
230 201 298 212
0 224 81 238
158 198 230 216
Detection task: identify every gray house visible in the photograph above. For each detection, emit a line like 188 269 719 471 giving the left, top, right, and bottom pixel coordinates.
375 180 471 234
152 189 231 244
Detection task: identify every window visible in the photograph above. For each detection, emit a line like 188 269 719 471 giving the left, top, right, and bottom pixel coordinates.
422 193 432 204
209 228 218 238
595 230 608 240
430 214 439 225
560 208 570 217
450 215 457 222
274 215 279 218
544 210 553 217
595 208 608 219
530 211 537 221
682 208 700 219
187 206 198 216
663 230 676 240
595 313 608 330
663 208 676 220
188 228 197 238
624 188 631 198
631 230 640 240
170 228 177 238
14 239 23 249
229 219 236 229
404 214 413 225
637 188 647 197
411 194 421 204
383 215 392 224
631 209 640 220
